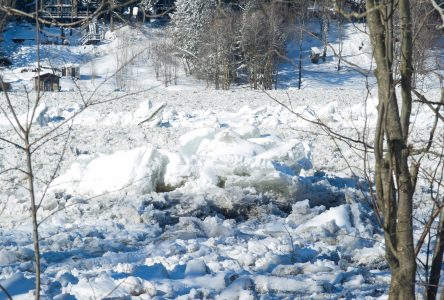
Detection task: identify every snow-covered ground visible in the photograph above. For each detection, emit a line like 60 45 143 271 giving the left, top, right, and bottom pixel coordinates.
0 20 442 299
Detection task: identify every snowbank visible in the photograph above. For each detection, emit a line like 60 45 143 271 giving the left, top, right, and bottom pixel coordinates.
50 146 166 195
51 122 312 201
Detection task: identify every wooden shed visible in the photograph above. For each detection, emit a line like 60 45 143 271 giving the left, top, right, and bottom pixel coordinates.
0 80 11 91
310 47 322 64
62 65 80 79
34 73 61 91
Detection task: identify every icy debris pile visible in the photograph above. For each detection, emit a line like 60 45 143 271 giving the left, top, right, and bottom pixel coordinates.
0 196 383 299
50 146 166 195
0 104 386 299
50 126 312 203
38 200 380 299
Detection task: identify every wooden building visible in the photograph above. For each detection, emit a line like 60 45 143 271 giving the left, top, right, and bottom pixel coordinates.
0 80 11 91
310 47 321 64
62 64 80 79
34 73 60 91
39 0 98 22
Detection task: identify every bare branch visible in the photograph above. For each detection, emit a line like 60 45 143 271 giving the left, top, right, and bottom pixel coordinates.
261 89 374 150
415 206 443 257
0 284 13 300
429 0 444 29
37 124 73 210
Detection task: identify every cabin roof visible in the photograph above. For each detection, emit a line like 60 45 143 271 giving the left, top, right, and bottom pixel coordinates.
33 72 61 79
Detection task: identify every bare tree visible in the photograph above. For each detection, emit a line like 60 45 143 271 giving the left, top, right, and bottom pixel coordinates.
115 30 131 89
240 1 285 90
336 0 345 71
0 0 14 65
290 0 308 89
321 0 330 61
151 37 178 87
410 0 441 89
361 0 443 298
199 6 240 90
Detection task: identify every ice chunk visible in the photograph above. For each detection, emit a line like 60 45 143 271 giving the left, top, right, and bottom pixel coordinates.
133 100 166 125
51 146 166 196
297 204 353 233
185 259 209 277
224 169 300 199
69 274 126 299
197 129 265 157
217 276 256 300
179 128 217 157
160 150 190 189
35 103 49 127
248 135 283 150
255 275 322 294
0 102 49 127
0 250 18 266
256 139 312 174
232 125 261 139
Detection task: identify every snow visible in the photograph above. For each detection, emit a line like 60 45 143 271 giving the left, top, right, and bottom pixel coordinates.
50 146 166 196
179 128 217 157
297 205 353 233
184 259 209 277
0 18 441 300
0 273 35 300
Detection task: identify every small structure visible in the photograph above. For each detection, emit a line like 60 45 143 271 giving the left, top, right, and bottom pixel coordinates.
62 64 80 79
0 78 11 91
39 0 99 22
310 47 322 64
79 18 102 45
34 73 61 92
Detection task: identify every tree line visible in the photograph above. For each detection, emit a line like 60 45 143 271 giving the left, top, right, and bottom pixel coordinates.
169 0 290 90
166 0 442 90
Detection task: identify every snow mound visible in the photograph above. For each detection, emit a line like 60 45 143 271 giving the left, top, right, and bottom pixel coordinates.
197 129 265 157
178 128 310 200
51 146 166 195
53 126 312 202
296 204 353 233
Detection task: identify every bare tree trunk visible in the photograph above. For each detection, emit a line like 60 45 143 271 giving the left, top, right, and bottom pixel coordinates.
427 210 444 300
337 4 343 71
32 2 41 298
25 144 41 300
366 0 416 298
322 0 329 61
297 35 303 89
297 8 304 90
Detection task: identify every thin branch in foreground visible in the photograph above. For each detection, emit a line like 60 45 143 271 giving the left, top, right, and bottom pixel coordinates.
260 89 373 150
0 284 13 300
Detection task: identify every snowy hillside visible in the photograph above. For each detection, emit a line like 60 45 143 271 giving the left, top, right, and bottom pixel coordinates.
0 19 442 299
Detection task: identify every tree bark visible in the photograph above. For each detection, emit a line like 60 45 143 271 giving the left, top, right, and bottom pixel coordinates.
366 0 417 298
427 210 444 300
25 144 41 300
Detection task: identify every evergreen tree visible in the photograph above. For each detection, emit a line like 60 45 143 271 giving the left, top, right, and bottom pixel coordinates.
170 0 217 65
